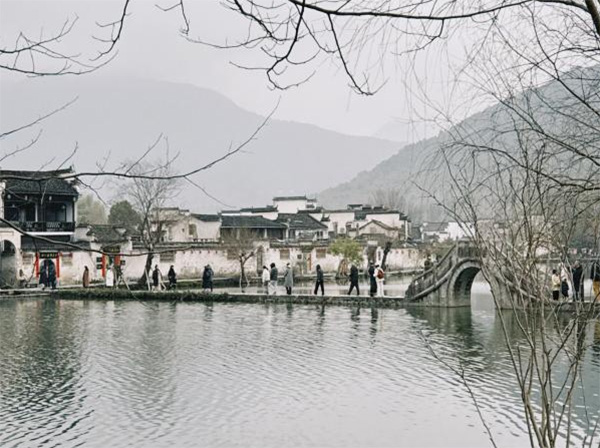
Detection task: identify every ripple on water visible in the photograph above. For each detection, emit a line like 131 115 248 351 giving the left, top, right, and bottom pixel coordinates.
0 298 598 447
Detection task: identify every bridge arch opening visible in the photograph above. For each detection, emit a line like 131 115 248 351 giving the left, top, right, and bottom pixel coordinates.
452 266 481 304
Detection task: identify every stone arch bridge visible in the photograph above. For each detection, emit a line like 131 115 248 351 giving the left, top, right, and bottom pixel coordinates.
405 241 513 308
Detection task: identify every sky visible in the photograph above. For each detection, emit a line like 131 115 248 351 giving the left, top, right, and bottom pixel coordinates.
0 0 476 143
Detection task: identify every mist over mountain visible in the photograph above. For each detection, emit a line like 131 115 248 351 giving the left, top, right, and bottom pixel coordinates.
319 65 600 222
0 77 400 211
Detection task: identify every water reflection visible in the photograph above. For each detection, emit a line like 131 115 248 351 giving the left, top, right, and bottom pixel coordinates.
0 294 598 447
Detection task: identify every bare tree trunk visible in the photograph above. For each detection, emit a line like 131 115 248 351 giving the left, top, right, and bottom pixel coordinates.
140 252 154 289
381 241 392 271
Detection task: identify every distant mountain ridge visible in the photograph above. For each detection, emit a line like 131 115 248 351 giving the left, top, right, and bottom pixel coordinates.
0 76 401 212
318 65 600 222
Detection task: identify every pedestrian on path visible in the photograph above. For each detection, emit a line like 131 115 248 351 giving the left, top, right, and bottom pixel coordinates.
551 269 561 301
82 266 90 288
314 264 324 296
202 265 214 292
348 264 360 295
375 264 385 297
572 261 583 301
269 263 278 295
368 263 377 297
284 263 294 295
152 265 162 291
168 265 177 290
261 265 270 294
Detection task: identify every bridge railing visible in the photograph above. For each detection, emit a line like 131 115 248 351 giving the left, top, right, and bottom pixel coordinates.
405 243 458 299
405 240 482 300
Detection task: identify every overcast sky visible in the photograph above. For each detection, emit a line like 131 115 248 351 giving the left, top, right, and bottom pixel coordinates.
0 0 479 142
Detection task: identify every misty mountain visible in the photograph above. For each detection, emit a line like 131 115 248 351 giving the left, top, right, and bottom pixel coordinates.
0 77 400 211
319 65 600 221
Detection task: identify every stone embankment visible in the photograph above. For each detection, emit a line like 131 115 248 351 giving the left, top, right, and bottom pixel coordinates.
53 288 407 308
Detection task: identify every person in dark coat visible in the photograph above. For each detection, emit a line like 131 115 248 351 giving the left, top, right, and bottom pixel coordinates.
572 261 583 301
82 266 90 288
39 262 48 289
202 265 214 292
269 263 278 295
348 264 360 295
314 264 324 295
48 261 57 290
168 265 177 290
368 263 377 297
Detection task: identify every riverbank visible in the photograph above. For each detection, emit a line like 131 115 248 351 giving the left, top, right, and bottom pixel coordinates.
53 288 407 308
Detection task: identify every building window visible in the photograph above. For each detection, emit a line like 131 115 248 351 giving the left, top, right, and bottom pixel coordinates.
227 250 239 260
189 224 197 236
280 249 290 260
316 248 327 259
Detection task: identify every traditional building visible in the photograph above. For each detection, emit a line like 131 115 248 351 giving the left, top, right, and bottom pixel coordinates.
0 169 79 287
220 215 287 240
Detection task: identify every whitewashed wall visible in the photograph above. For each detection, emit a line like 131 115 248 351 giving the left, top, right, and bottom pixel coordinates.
18 243 426 285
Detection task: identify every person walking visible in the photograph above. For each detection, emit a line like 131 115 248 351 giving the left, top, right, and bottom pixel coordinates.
48 261 57 290
375 264 385 297
261 265 270 294
82 266 90 288
106 264 115 288
284 262 294 295
314 264 324 296
202 264 214 292
591 259 600 301
560 264 570 300
269 263 278 295
424 255 433 271
551 269 561 301
17 269 27 288
572 261 584 301
348 264 360 296
168 265 177 290
152 265 162 291
39 262 48 290
368 263 377 297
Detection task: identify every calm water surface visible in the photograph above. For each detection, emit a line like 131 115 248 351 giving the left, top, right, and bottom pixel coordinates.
1 281 599 447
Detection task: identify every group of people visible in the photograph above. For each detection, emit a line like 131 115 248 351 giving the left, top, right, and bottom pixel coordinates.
551 260 600 301
38 261 57 290
260 262 387 297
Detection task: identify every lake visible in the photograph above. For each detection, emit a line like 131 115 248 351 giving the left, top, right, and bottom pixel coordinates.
1 281 599 447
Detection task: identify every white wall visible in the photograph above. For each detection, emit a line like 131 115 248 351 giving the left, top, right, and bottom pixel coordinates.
18 242 426 285
326 211 355 235
274 199 309 214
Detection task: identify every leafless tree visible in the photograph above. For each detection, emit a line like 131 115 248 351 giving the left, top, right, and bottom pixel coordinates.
222 227 256 291
425 114 600 445
370 188 406 211
125 159 179 288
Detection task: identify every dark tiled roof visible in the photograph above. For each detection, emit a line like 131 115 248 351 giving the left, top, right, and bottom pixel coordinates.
192 214 220 222
273 195 311 201
21 235 91 251
276 213 328 230
355 209 405 220
85 225 130 243
239 206 277 213
220 215 286 229
0 169 78 197
359 219 396 231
